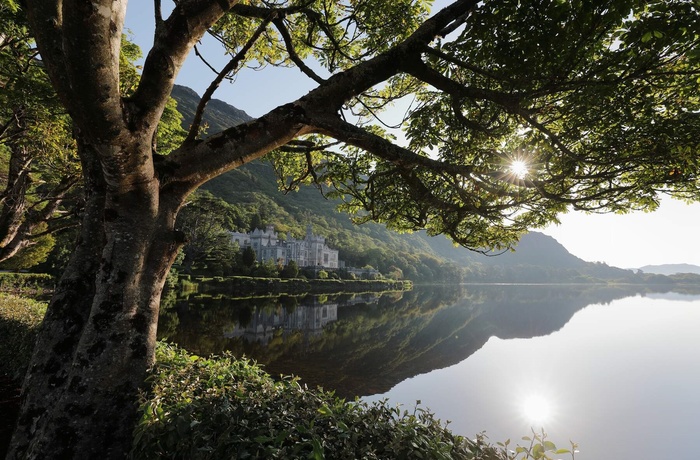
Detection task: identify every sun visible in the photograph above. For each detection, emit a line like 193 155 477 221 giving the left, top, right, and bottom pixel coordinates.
509 159 529 179
521 394 552 425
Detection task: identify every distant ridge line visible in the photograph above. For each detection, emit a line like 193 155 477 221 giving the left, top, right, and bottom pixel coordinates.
637 263 700 275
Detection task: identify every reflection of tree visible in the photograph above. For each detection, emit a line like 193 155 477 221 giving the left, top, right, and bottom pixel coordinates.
160 285 663 398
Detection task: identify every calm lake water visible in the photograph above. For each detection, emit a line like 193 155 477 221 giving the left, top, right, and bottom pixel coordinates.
159 284 700 459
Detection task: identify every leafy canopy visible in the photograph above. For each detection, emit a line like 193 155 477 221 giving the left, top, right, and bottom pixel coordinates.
250 0 700 250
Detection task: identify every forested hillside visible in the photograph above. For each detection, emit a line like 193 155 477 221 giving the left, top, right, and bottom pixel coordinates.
172 85 467 282
172 86 695 285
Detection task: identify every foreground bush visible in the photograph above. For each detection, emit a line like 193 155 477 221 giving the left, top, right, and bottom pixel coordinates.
132 344 500 459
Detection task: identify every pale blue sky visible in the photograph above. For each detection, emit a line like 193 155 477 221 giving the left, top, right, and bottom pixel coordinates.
124 2 700 268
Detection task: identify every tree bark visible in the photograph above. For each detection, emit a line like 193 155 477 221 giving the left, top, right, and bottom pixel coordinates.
7 138 185 459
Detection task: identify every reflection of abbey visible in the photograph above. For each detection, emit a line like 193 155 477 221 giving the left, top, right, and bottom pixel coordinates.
223 294 379 344
230 225 339 269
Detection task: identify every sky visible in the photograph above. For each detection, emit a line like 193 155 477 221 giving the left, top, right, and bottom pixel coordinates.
124 3 700 269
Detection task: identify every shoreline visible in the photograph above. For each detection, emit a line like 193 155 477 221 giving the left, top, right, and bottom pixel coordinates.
188 276 412 296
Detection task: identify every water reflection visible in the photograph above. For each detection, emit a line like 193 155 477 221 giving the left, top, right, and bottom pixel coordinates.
363 291 700 460
222 293 381 343
159 284 697 399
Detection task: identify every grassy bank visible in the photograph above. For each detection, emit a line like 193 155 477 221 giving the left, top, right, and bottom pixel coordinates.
0 294 49 456
1 292 573 459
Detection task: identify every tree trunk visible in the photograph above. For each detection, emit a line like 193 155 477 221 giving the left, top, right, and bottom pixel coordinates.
0 145 32 253
7 140 185 459
9 1 315 456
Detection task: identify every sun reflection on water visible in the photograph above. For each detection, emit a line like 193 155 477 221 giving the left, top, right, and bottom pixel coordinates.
520 394 553 426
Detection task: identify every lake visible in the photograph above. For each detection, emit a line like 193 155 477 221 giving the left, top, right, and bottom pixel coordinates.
159 284 700 459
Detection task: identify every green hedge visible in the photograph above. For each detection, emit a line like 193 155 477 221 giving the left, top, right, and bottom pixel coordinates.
0 272 54 294
0 294 47 379
195 276 412 296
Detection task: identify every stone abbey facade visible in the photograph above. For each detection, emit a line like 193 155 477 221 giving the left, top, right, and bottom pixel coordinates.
230 225 340 269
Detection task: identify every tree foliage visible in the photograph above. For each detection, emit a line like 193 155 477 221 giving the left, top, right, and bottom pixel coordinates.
176 190 239 273
269 0 700 250
0 4 79 265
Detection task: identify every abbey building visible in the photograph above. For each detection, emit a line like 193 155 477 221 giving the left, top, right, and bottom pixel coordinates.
230 225 339 269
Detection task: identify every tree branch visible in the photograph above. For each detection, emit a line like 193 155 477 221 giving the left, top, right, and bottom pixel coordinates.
185 11 276 144
162 0 489 196
163 102 313 190
309 115 476 178
272 18 325 84
23 1 75 117
154 0 163 27
56 0 127 139
131 0 241 133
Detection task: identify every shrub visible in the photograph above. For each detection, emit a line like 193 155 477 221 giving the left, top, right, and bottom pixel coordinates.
132 344 501 460
279 261 299 279
0 294 46 379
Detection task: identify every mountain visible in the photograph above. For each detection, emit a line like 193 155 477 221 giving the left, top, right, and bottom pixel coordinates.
638 263 700 275
171 85 251 133
169 86 686 284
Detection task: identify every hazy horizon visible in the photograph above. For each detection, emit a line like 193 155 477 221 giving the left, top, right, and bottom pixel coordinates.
542 198 700 268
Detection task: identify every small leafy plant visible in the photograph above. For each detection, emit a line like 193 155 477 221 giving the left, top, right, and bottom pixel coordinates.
497 429 577 460
0 294 47 379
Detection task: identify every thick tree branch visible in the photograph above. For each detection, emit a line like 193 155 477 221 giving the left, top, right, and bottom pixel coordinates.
131 0 241 133
23 1 75 116
154 0 163 27
53 0 126 140
163 103 313 190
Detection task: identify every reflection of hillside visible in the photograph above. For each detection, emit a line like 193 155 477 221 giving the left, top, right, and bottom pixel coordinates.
160 284 667 399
